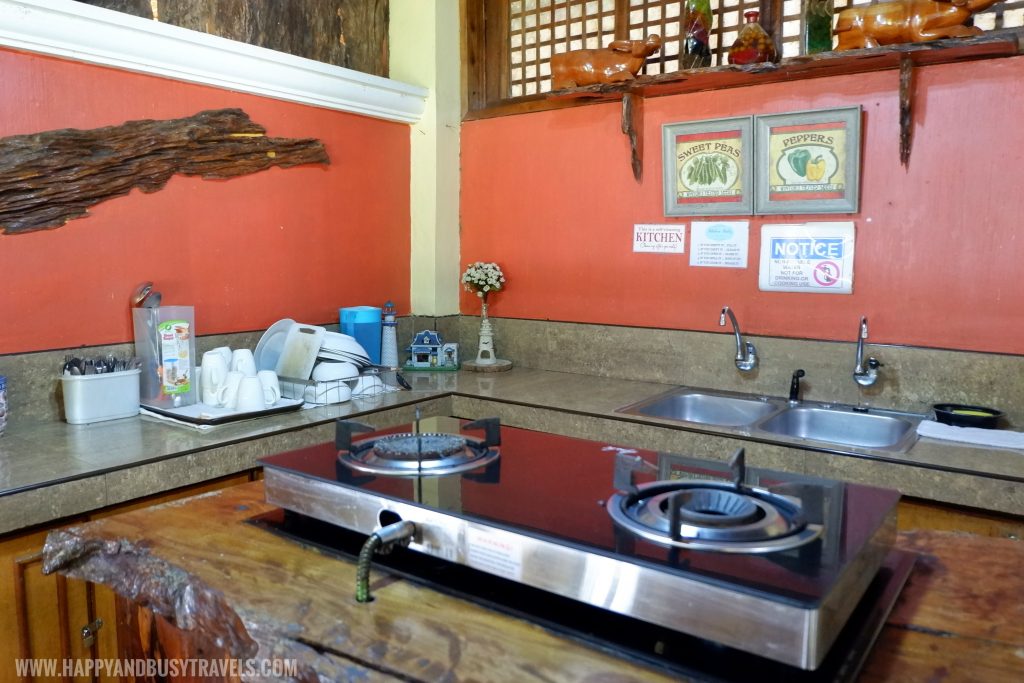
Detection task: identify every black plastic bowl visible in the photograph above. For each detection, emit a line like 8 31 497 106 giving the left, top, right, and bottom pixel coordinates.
932 403 1005 429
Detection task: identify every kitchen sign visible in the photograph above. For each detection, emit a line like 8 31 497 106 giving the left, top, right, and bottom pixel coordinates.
690 221 749 268
662 117 753 217
633 223 685 254
759 222 855 293
753 107 861 215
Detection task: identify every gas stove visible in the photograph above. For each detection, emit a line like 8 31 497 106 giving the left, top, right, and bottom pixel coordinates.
259 416 912 679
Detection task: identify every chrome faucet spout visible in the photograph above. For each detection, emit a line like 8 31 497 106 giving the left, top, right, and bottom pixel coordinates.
789 369 806 404
719 306 757 372
853 316 882 387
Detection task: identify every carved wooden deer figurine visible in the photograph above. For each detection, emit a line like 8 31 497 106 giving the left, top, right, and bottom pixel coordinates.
835 0 1003 50
551 34 662 89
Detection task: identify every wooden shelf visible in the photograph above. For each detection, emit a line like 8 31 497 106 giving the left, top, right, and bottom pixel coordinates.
465 29 1023 121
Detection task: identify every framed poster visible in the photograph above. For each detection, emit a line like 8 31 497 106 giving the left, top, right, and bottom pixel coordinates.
753 107 861 215
662 116 753 217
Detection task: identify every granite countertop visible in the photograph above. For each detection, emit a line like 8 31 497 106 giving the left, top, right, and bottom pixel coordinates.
2 368 1022 534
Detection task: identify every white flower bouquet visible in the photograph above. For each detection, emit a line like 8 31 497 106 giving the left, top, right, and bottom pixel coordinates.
461 261 506 303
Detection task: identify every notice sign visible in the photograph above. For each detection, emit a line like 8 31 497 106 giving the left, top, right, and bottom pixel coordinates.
759 222 855 294
690 221 749 268
633 224 685 254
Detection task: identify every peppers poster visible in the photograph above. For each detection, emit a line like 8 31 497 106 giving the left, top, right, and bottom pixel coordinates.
768 122 847 200
754 107 861 215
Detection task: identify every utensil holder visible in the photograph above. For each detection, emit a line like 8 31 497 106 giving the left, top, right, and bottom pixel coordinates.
61 369 141 424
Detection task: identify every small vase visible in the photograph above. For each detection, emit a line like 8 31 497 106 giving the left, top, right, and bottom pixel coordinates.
803 0 835 54
683 0 713 68
475 301 496 366
727 10 778 65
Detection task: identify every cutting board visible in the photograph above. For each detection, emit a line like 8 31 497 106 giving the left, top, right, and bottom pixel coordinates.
275 323 325 380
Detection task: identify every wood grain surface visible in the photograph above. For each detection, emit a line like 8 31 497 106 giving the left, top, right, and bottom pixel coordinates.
42 482 1024 682
0 109 328 235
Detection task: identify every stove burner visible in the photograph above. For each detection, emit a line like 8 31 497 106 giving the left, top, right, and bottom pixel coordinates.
335 417 502 477
671 489 762 526
373 434 468 460
608 481 823 553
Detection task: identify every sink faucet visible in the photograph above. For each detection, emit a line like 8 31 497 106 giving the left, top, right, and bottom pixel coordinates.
789 369 805 404
853 316 882 386
719 306 757 372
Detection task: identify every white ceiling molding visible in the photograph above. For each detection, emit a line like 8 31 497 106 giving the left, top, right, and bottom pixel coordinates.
0 0 427 124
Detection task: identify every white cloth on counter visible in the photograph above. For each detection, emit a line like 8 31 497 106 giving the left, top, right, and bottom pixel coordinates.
140 407 215 430
917 420 1024 451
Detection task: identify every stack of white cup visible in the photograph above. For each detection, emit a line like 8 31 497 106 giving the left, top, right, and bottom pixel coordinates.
200 347 281 411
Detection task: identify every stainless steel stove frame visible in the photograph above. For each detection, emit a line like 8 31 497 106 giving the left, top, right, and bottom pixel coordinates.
262 463 897 670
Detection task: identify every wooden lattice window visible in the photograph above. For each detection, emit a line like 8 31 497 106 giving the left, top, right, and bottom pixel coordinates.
507 0 768 98
468 0 1024 110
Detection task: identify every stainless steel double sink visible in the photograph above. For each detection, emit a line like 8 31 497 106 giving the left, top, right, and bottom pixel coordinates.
617 387 924 453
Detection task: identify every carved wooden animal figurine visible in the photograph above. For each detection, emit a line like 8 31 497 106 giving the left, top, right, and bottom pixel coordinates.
835 0 1002 50
551 34 662 89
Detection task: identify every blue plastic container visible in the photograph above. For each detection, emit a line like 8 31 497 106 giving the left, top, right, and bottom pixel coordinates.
340 306 382 364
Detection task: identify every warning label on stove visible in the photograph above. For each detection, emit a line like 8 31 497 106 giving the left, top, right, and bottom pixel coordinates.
466 526 523 581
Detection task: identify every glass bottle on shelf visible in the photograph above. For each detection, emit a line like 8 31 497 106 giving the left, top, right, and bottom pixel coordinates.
727 10 778 65
683 0 713 68
803 0 835 54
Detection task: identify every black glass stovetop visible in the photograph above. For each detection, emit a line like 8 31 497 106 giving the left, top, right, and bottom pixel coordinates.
260 416 901 608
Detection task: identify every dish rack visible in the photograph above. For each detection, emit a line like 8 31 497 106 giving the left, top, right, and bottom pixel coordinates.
279 368 395 405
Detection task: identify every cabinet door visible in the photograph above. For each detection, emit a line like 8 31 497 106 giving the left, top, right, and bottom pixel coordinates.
1 471 260 681
0 523 111 683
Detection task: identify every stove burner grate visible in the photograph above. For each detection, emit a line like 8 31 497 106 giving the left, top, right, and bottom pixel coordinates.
608 481 823 553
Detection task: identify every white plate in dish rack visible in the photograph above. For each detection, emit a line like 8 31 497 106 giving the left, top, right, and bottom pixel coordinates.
254 318 295 372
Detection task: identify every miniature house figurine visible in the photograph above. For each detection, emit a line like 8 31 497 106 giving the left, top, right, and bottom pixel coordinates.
408 330 442 367
440 343 459 368
406 331 460 369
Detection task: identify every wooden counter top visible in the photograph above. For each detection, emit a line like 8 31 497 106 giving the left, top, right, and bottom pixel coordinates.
41 482 1024 682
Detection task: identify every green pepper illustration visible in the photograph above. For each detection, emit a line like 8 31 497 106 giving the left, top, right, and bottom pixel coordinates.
788 148 812 177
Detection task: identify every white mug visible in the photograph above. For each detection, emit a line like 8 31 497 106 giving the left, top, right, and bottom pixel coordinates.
201 352 229 406
210 346 233 367
257 370 281 407
231 348 257 377
235 376 265 412
216 371 245 410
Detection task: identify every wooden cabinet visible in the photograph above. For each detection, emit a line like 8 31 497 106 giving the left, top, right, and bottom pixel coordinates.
898 497 1023 539
1 472 255 682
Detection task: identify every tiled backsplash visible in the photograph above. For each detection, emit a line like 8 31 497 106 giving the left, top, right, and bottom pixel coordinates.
3 315 1022 427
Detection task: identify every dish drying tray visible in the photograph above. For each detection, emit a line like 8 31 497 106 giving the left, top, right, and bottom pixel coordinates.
280 368 403 405
278 376 348 402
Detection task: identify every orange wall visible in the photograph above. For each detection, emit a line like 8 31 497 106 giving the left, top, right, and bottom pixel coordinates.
461 57 1024 356
0 48 410 354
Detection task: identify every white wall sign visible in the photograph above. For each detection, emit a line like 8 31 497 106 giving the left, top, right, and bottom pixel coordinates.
759 222 855 293
690 221 749 268
633 224 685 254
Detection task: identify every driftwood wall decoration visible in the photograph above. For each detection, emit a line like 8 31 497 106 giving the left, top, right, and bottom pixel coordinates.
0 108 330 235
